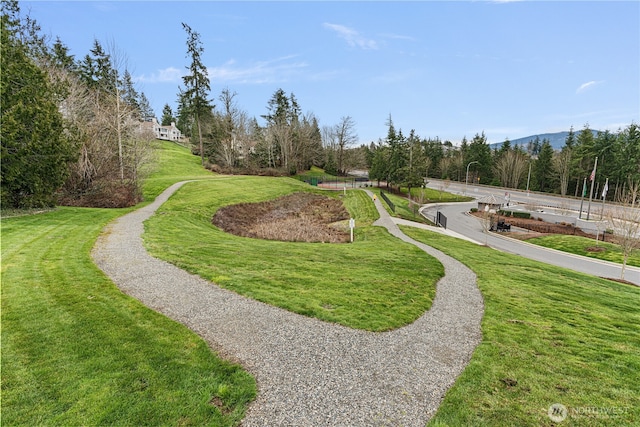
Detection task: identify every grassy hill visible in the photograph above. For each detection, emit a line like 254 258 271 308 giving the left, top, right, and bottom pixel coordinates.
3 141 638 425
1 141 255 426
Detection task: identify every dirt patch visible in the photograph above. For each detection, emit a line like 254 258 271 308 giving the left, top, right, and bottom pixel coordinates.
586 246 606 253
212 192 351 243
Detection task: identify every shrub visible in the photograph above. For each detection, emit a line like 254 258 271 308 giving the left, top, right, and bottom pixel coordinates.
498 210 531 219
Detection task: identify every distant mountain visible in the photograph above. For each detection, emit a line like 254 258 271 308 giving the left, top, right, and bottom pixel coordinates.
489 130 600 151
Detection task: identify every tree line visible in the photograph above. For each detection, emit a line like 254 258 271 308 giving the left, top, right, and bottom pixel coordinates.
3 2 636 209
1 0 155 208
367 117 639 202
170 23 362 177
1 6 363 209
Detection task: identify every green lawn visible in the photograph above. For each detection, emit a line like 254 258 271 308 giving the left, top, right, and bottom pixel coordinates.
1 142 256 426
143 177 443 331
399 226 640 426
296 165 334 179
404 185 473 203
143 140 215 202
7 138 637 425
368 186 472 225
524 234 640 268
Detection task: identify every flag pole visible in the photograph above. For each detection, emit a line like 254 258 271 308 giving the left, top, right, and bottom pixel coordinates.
600 177 609 220
586 157 598 220
579 177 587 219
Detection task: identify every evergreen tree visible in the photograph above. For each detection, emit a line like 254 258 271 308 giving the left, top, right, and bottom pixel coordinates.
369 145 389 186
574 124 596 180
611 123 640 198
403 130 425 197
534 140 554 192
561 127 579 195
423 138 444 178
497 138 511 159
138 92 155 121
51 36 76 72
1 7 74 207
181 22 212 165
161 103 175 125
175 88 192 136
385 118 408 189
593 130 617 190
121 69 139 117
79 39 117 92
467 132 492 184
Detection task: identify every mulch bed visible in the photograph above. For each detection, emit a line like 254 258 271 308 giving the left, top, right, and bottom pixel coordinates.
471 211 615 243
212 192 351 243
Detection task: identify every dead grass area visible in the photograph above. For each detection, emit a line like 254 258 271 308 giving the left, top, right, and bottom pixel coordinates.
212 192 351 243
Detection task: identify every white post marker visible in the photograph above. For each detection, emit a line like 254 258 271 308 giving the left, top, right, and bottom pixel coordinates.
349 218 355 242
344 186 347 196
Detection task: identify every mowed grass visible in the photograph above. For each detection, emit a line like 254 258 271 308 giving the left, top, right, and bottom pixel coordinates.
404 185 473 203
1 143 256 425
296 165 334 179
399 226 640 426
369 188 430 224
524 234 640 268
143 140 215 202
143 176 443 331
369 187 472 224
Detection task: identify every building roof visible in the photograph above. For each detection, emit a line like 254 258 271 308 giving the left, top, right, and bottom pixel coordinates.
477 194 505 205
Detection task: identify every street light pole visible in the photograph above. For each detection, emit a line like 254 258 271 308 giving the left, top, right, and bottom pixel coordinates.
526 162 532 196
465 161 479 195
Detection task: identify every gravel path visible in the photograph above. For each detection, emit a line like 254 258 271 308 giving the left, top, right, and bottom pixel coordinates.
92 182 484 426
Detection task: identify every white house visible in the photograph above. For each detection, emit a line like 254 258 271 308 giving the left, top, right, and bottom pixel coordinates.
141 117 183 141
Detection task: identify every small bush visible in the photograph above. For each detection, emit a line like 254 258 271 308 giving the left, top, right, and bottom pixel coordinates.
58 181 141 208
499 210 531 219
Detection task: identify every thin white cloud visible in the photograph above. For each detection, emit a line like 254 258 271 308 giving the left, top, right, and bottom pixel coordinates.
207 56 308 84
136 56 308 85
323 23 378 50
135 67 183 84
576 80 603 94
380 32 416 42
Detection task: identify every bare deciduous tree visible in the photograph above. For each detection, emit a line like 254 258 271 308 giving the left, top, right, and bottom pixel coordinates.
554 149 572 196
216 88 244 167
494 149 528 189
607 179 640 280
334 116 358 175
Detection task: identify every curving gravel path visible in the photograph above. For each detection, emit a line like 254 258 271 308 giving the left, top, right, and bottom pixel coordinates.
92 181 484 426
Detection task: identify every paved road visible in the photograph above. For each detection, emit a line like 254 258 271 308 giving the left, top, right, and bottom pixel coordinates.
425 178 639 220
420 201 640 286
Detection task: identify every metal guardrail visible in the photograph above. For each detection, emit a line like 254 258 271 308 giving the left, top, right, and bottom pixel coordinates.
380 190 395 213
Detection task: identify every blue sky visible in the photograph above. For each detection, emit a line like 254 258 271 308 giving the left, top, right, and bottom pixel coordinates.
23 1 640 145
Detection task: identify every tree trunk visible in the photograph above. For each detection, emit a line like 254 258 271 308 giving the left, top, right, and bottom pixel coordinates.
197 114 204 166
